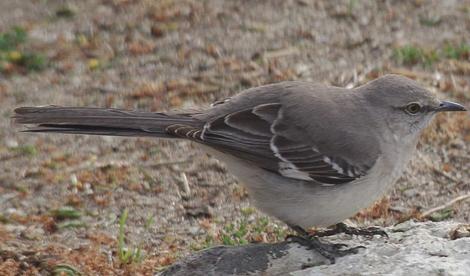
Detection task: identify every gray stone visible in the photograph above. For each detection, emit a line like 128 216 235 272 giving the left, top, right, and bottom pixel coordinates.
296 221 470 276
158 221 470 276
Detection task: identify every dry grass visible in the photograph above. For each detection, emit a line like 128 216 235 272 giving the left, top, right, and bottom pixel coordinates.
0 0 469 274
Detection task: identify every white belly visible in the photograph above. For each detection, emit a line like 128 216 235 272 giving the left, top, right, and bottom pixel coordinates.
200 145 409 229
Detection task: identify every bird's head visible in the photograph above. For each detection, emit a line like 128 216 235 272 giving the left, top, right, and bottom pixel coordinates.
361 74 467 140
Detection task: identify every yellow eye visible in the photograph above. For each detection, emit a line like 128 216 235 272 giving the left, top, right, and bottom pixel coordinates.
405 103 422 114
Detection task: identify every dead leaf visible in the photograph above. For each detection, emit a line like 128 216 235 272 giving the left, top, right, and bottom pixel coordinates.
442 163 453 172
128 41 155 55
449 224 470 240
206 44 221 58
86 232 116 246
128 82 165 99
151 25 165 38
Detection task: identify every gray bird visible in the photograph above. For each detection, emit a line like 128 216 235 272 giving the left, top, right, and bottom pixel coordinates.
13 74 467 261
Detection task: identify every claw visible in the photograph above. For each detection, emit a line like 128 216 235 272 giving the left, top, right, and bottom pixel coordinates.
335 245 365 256
286 235 363 264
331 243 348 250
314 223 388 238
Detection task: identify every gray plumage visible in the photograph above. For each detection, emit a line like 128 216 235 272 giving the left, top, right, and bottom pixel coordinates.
13 74 466 229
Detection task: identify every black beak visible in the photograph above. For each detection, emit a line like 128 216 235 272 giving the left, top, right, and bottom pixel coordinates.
436 101 467 112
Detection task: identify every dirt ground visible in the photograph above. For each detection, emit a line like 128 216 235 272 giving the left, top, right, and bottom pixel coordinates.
0 0 469 275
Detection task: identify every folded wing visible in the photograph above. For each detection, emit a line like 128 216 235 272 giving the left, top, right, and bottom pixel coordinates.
166 102 368 185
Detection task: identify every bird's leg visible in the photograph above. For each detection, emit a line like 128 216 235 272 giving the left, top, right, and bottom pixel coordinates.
286 225 364 264
313 222 388 238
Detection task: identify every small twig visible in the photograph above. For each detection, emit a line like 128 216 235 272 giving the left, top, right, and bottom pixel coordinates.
177 172 191 199
147 158 194 169
449 153 470 161
389 67 434 80
433 168 460 183
64 157 193 173
419 153 460 183
89 86 121 94
63 160 130 174
421 193 470 218
263 47 299 60
0 154 21 161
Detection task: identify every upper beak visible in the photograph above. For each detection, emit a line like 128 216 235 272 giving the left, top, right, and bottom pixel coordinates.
436 101 467 112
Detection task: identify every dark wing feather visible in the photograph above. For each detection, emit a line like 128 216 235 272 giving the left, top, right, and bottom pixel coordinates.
166 103 368 185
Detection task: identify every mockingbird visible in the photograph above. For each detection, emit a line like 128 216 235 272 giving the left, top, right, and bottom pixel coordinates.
13 74 467 262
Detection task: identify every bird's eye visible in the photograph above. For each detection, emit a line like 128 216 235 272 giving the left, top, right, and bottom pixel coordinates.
405 103 422 115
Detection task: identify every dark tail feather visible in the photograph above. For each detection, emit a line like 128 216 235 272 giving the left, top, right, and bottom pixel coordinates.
13 106 200 138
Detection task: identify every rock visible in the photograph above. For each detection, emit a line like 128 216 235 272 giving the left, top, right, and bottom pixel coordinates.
20 227 45 241
295 220 470 276
159 241 328 276
449 224 470 240
4 139 18 148
158 221 470 276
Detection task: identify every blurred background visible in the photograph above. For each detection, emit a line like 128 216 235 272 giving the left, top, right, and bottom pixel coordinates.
0 0 469 274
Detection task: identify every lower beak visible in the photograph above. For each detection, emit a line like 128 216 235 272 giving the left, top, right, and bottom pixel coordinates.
436 101 467 112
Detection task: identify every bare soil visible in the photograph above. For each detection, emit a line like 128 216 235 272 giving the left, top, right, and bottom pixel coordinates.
0 0 469 275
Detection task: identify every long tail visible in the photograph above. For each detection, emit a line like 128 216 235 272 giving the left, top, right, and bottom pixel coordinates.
13 106 201 138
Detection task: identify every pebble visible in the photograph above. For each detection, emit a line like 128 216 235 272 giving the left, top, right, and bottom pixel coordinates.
5 139 18 148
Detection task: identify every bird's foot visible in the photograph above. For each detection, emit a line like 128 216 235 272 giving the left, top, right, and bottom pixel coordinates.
313 222 388 238
286 234 364 264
